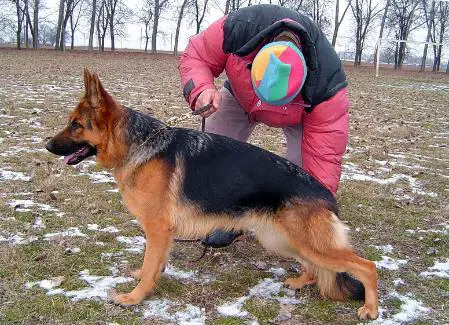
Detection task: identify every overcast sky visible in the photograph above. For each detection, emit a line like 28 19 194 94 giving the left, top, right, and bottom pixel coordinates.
19 0 447 58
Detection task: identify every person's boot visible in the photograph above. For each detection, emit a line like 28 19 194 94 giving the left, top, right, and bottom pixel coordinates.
201 229 243 248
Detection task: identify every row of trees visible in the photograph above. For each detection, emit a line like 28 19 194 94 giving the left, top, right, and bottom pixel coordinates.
1 0 448 71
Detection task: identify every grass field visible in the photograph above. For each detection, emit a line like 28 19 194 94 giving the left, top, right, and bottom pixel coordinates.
0 48 448 324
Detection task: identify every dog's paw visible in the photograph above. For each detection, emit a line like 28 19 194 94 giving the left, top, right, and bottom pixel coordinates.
113 293 144 306
357 305 378 320
283 276 316 290
130 269 142 280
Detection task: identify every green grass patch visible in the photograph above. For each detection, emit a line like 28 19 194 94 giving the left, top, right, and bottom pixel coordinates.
243 298 279 324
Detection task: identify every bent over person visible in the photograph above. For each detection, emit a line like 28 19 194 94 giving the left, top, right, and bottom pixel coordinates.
178 4 349 248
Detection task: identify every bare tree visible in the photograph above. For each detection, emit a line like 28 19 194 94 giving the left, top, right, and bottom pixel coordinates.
96 0 109 51
332 0 351 46
194 0 209 34
174 0 191 55
24 0 29 47
68 0 87 49
151 0 169 53
59 0 75 50
33 0 39 48
88 0 96 50
351 0 383 65
39 22 57 45
387 0 422 68
374 0 390 66
55 0 65 49
138 0 154 53
432 1 449 71
421 0 436 70
14 0 25 49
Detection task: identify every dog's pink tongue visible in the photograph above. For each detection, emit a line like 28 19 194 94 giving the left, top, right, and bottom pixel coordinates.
63 153 76 165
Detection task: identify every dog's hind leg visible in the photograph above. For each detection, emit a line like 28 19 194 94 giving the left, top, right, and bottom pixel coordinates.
113 217 173 306
277 208 378 320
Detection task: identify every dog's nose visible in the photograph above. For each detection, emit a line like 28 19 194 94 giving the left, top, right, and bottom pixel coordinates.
45 140 54 153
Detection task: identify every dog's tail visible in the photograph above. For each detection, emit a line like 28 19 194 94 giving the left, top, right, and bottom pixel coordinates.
315 267 365 301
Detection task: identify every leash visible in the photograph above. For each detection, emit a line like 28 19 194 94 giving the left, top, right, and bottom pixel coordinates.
191 103 212 132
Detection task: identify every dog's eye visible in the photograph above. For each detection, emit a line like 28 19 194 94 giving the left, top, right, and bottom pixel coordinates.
71 120 82 130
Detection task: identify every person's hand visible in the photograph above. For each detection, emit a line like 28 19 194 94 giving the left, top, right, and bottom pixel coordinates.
195 89 221 118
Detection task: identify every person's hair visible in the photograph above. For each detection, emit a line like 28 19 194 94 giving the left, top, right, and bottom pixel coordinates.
273 31 301 48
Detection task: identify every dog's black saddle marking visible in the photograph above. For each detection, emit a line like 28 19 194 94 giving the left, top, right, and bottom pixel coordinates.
162 128 337 216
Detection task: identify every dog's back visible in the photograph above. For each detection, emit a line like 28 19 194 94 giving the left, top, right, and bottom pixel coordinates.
158 127 338 216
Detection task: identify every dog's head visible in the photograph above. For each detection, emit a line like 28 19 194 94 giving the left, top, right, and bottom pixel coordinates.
46 68 121 165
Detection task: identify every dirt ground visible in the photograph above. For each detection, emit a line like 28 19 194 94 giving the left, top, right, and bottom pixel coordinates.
0 48 448 324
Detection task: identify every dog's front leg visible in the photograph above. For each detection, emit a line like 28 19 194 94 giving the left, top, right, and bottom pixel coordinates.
113 219 173 306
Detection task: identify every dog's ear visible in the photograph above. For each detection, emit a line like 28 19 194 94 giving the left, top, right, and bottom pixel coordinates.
84 72 103 108
83 67 90 96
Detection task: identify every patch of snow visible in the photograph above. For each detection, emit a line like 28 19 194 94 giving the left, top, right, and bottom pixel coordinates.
87 224 120 233
217 297 249 317
393 278 405 286
341 163 437 197
8 199 58 213
0 169 31 181
0 233 38 245
44 227 87 240
142 299 206 324
375 256 408 270
268 267 287 277
164 264 215 284
78 171 115 184
217 278 301 319
420 259 449 278
106 189 119 193
373 292 430 325
371 245 393 254
116 235 146 253
25 277 64 290
95 241 105 246
32 217 46 229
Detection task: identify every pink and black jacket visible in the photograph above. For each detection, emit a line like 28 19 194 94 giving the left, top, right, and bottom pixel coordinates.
179 4 349 194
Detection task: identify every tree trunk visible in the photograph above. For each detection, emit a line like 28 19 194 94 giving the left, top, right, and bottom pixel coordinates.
174 0 188 56
16 0 22 49
25 0 29 48
151 0 160 54
374 0 390 66
225 0 230 14
110 22 115 51
33 0 39 49
70 14 75 49
89 0 97 51
55 0 65 50
446 59 449 73
421 0 435 71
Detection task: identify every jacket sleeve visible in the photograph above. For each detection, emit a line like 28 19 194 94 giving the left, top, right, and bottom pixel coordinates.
301 88 349 195
178 16 229 108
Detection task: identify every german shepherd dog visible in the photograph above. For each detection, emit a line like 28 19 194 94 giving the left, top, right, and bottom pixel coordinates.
45 69 378 320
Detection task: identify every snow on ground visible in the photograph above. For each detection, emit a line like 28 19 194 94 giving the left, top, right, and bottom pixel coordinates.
341 163 437 197
373 292 430 325
217 268 301 320
77 171 115 184
0 233 38 245
164 264 216 284
8 199 58 213
87 224 120 233
44 227 88 240
375 256 408 271
0 168 31 181
142 299 205 324
371 245 394 254
116 235 146 253
25 269 134 301
420 259 449 278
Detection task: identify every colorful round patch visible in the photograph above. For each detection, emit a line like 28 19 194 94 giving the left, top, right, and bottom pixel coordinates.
251 41 307 106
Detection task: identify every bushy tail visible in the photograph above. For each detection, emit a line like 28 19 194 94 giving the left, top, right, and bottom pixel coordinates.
316 267 365 301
